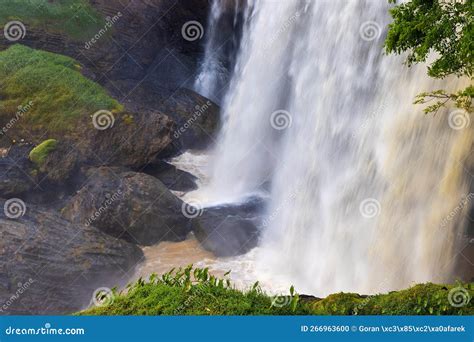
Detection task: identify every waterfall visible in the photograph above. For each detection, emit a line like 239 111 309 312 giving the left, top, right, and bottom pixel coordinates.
194 0 248 103
200 0 471 295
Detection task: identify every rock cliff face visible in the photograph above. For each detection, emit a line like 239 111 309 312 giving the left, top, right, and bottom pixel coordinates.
0 1 222 155
0 0 211 95
0 0 231 315
0 201 143 315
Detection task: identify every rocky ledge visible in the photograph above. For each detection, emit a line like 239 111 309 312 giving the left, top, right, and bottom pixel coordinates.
0 201 143 315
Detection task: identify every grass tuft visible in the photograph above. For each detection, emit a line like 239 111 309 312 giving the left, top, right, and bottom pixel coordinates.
78 266 474 316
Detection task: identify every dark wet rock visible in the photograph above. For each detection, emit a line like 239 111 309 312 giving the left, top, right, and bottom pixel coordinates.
38 141 80 183
62 167 191 245
43 111 175 172
192 197 265 257
19 111 176 186
0 161 32 197
0 145 35 197
0 145 85 211
164 88 220 150
86 111 176 167
0 201 143 315
118 83 220 154
140 160 198 192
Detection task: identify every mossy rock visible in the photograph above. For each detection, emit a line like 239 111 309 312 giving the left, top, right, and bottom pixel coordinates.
29 139 57 167
309 283 474 315
0 44 123 141
0 0 106 40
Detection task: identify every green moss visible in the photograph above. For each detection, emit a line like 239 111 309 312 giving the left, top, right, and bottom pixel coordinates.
0 0 106 40
0 45 123 137
122 114 135 125
29 139 57 167
348 283 474 315
309 293 365 315
78 266 473 316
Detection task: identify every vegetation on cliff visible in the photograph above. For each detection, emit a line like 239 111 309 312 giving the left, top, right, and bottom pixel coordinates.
0 0 105 40
29 138 58 167
0 45 122 139
385 0 473 114
80 266 473 316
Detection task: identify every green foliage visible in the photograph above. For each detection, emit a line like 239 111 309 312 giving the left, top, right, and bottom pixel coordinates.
78 266 473 316
385 0 473 78
414 85 474 114
0 45 122 137
310 293 365 315
0 0 106 40
79 266 306 316
312 283 474 315
385 0 473 114
29 139 57 167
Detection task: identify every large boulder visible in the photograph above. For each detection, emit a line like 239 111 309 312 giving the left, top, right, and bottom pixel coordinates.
118 83 221 153
0 145 35 197
140 160 198 192
85 111 176 167
62 167 191 245
164 88 220 150
0 201 143 314
0 144 85 211
192 197 265 257
11 110 177 185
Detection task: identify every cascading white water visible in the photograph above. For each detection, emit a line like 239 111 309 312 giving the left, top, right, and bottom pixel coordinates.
194 0 247 103
198 0 471 295
201 1 303 203
194 1 226 102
